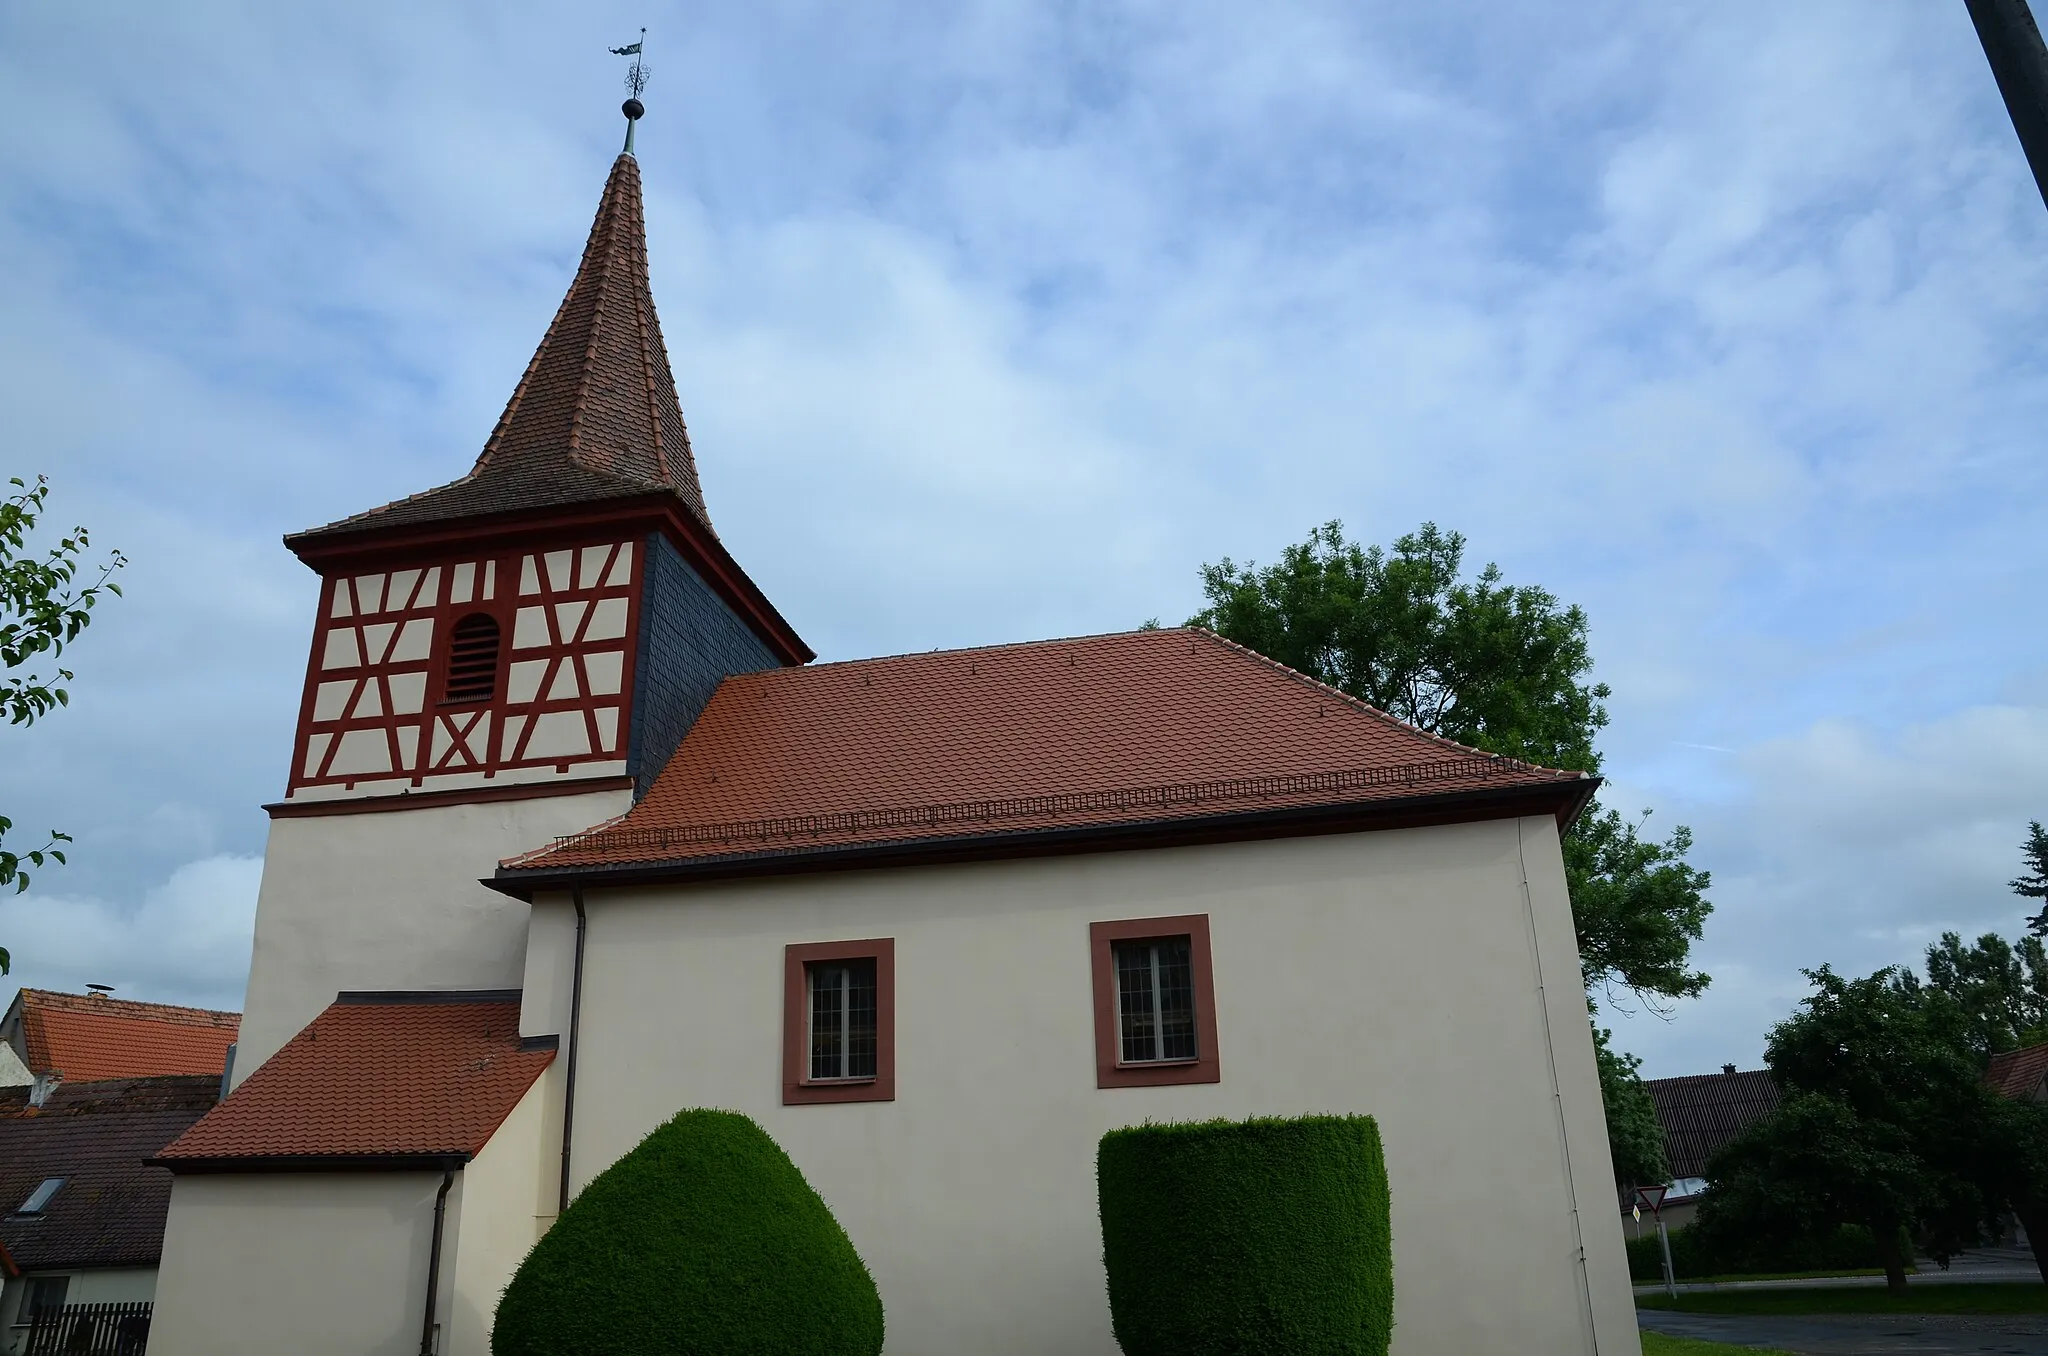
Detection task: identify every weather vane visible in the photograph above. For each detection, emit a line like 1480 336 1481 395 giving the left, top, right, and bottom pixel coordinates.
611 29 649 153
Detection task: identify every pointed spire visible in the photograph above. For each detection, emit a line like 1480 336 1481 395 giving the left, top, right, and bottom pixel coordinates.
290 152 712 544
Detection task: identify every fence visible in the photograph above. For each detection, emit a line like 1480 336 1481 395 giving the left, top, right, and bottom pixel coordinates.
22 1302 152 1355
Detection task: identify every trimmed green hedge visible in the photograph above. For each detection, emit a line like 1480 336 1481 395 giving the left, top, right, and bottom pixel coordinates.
1098 1115 1393 1356
491 1109 882 1356
1625 1222 1896 1282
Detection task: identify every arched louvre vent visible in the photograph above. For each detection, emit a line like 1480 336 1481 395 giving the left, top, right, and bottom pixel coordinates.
444 613 501 704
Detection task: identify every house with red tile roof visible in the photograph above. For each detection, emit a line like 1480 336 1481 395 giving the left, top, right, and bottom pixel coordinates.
145 100 1634 1356
0 990 239 1088
1986 1042 2048 1102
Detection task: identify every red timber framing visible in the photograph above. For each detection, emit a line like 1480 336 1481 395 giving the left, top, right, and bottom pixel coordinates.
284 533 645 800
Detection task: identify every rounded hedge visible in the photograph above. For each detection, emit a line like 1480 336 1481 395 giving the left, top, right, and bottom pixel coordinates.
1098 1114 1393 1356
491 1109 883 1356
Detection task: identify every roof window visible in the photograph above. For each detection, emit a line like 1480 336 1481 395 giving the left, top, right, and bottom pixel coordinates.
18 1176 64 1215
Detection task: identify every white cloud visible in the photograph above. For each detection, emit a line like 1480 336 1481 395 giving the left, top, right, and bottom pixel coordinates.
1614 704 2048 1077
0 856 261 1014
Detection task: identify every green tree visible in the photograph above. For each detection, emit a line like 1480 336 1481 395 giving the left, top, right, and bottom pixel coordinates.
2018 822 2048 937
1 475 125 974
1696 966 2002 1292
1592 1021 1668 1193
1189 521 1712 1007
1921 930 2048 1060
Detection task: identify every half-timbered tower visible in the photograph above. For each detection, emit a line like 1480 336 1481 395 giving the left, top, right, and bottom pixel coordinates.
232 147 810 1077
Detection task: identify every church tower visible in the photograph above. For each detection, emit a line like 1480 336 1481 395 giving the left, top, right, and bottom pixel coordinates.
233 114 809 1079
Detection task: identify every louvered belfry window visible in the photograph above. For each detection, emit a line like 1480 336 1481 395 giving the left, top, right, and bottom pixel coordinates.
443 612 501 704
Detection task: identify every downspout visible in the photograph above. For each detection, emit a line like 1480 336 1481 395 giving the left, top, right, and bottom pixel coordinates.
419 1166 455 1356
558 888 589 1217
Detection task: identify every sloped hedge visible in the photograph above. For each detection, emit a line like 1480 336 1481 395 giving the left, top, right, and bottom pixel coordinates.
1098 1114 1393 1356
492 1109 882 1356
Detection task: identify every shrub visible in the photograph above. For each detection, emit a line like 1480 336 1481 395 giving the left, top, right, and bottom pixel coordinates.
491 1109 882 1356
1625 1221 1898 1281
1097 1114 1393 1356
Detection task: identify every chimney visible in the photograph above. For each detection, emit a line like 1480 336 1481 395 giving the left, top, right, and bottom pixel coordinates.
1722 1063 1737 1076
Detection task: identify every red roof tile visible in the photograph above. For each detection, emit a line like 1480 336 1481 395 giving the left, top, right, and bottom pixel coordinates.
6 990 239 1081
154 995 550 1166
288 152 710 546
507 628 1590 875
1987 1042 2048 1099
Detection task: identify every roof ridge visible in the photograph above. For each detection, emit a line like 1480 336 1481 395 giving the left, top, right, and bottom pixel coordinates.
745 626 1194 675
1185 628 1582 780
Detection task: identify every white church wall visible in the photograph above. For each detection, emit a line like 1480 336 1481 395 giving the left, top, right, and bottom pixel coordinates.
549 814 1639 1356
234 785 632 1084
444 1072 557 1356
148 1171 448 1356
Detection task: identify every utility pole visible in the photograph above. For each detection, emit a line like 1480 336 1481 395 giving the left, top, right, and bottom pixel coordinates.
1966 0 2048 210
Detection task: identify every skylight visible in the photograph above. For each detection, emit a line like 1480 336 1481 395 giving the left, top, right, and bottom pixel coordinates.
18 1177 64 1215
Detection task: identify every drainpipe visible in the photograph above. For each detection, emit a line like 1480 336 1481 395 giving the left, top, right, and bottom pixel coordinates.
419 1166 454 1356
558 889 589 1217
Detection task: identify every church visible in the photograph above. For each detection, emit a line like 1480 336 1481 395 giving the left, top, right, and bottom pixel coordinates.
142 99 1638 1356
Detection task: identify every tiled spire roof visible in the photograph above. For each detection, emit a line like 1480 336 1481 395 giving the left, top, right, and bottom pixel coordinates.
288 152 711 545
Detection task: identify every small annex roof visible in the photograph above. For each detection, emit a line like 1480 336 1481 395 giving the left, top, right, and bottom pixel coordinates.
1986 1042 2048 1100
2 989 240 1082
1645 1067 1782 1181
0 1075 221 1272
152 992 552 1172
288 153 707 548
497 627 1594 886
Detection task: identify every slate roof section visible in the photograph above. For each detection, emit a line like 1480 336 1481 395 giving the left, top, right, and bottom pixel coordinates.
287 152 711 546
1986 1042 2048 1100
3 989 240 1082
1645 1068 1782 1180
0 1075 220 1271
153 994 551 1169
502 627 1593 879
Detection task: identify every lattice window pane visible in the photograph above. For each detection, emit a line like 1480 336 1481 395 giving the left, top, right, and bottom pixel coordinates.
1115 936 1196 1063
809 958 878 1080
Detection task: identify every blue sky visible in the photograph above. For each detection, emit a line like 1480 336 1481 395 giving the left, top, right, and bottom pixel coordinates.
1 1 2044 1078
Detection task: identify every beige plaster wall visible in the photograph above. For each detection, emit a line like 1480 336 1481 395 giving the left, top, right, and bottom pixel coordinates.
549 815 1639 1356
235 786 630 1083
445 1074 557 1356
150 1172 449 1356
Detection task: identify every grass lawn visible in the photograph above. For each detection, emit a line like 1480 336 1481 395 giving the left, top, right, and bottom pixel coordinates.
1637 1281 2048 1316
1640 1333 1796 1356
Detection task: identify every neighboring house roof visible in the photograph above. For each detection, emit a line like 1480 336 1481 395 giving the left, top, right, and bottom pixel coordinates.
497 627 1594 887
1646 1068 1782 1181
0 1075 220 1271
287 153 710 545
153 993 552 1172
1986 1042 2048 1099
2 989 240 1081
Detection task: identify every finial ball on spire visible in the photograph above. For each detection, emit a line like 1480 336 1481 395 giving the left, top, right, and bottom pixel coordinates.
623 98 645 121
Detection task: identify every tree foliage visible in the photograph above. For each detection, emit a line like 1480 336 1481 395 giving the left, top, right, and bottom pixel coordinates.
1921 930 2048 1060
1592 1021 1668 1192
0 475 125 973
1695 966 2002 1292
1189 520 1712 1007
2017 821 2048 937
